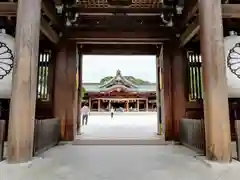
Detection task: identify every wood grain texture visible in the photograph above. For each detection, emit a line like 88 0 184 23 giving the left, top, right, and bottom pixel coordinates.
54 42 77 141
162 44 173 141
172 48 187 141
7 0 42 163
156 48 161 134
199 0 231 162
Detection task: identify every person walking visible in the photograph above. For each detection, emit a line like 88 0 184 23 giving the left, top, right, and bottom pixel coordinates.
81 103 90 126
110 107 114 119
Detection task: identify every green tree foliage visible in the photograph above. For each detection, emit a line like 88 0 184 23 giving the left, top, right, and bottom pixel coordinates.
125 76 150 85
82 87 86 98
100 76 113 84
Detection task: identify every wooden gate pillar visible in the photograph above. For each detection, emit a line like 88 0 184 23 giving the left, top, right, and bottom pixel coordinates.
156 49 161 134
54 42 77 141
171 48 187 141
7 0 42 163
162 44 173 141
77 47 83 133
199 0 231 162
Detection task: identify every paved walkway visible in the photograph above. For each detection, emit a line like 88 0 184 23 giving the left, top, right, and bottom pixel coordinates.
1 113 240 180
79 112 159 139
1 145 240 180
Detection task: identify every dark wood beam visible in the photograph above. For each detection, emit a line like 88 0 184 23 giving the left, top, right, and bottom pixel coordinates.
0 2 59 44
222 4 240 18
52 0 62 5
162 43 173 140
40 18 59 44
182 0 198 25
80 44 158 55
0 2 17 16
67 30 173 43
76 40 162 45
42 0 59 25
179 18 199 47
66 7 173 14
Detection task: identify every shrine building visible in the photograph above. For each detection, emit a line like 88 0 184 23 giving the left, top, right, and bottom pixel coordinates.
83 70 157 111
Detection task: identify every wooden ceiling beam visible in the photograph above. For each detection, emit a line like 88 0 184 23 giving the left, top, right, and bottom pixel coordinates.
180 4 240 47
52 0 62 5
0 2 17 16
0 1 59 23
81 44 158 55
40 18 59 44
0 2 59 44
67 30 173 43
42 0 60 25
66 7 172 14
222 4 240 18
76 26 172 31
182 0 198 25
179 17 199 47
182 3 240 24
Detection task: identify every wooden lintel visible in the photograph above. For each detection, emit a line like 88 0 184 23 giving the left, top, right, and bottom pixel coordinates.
222 4 240 18
70 38 168 44
66 7 173 14
0 2 17 16
80 44 158 55
40 18 59 44
180 18 200 47
0 2 59 44
67 30 173 41
52 0 62 5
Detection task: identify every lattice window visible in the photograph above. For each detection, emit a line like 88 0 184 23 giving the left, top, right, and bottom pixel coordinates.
37 50 51 101
187 52 203 101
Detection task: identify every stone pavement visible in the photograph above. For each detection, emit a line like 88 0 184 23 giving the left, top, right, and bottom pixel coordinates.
79 112 158 139
1 144 240 180
1 113 240 180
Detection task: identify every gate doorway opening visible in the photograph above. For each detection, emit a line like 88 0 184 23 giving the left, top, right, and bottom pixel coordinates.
77 54 162 140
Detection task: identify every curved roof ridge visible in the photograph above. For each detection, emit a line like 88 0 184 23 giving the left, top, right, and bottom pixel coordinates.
99 69 137 88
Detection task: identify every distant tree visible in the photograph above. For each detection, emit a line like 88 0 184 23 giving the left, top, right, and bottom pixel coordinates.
100 75 150 85
100 76 113 84
82 87 86 98
125 76 150 85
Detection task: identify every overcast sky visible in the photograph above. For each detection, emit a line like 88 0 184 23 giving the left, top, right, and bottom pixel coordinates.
82 55 156 83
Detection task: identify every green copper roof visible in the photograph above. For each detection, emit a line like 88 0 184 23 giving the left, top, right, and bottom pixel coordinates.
83 83 156 92
83 70 156 93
